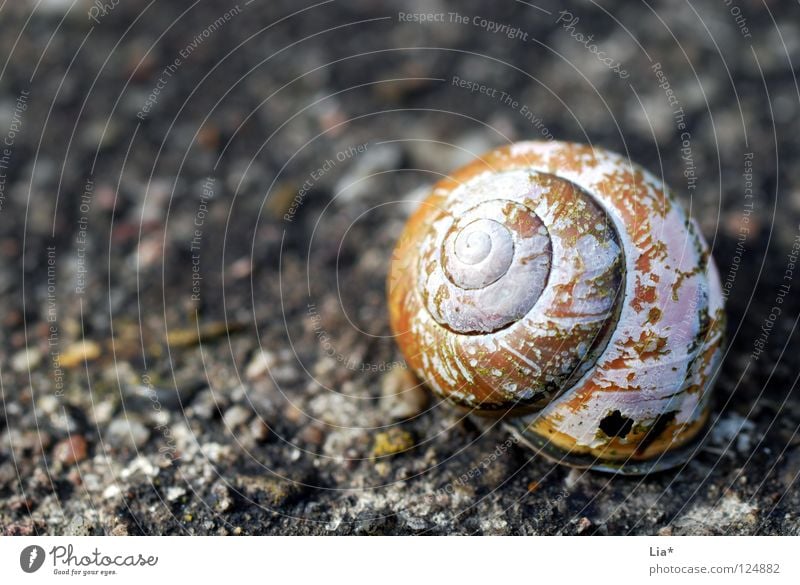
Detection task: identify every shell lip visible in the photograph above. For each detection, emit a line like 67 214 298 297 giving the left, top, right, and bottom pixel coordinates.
500 414 711 476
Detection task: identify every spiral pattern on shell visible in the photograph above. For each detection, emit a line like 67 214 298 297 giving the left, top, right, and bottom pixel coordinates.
388 141 725 470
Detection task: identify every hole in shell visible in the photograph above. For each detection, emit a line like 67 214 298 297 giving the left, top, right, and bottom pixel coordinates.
599 410 634 438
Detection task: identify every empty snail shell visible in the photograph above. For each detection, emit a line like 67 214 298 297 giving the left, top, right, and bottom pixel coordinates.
387 141 725 474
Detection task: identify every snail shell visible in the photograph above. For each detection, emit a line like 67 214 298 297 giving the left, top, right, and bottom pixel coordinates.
388 141 725 474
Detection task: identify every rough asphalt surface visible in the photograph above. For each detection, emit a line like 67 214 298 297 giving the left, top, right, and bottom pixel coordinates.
0 0 799 535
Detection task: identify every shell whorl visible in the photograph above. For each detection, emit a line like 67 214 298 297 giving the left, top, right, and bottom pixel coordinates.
424 199 552 334
392 169 625 410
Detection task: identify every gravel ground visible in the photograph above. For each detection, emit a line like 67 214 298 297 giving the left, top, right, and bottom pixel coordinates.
0 0 799 535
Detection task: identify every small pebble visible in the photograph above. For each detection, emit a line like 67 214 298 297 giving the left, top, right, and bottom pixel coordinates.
380 368 427 420
103 484 121 500
166 321 241 349
38 395 59 415
245 349 277 380
223 405 251 429
298 423 326 447
371 428 415 459
249 418 270 442
576 517 593 534
11 347 42 372
212 483 234 512
53 435 88 466
90 400 115 425
166 486 187 502
121 456 158 479
59 340 102 369
65 515 95 536
190 389 222 420
710 413 757 455
106 417 150 449
401 514 428 532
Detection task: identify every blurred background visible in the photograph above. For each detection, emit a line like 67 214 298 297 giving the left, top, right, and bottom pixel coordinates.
0 0 798 535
